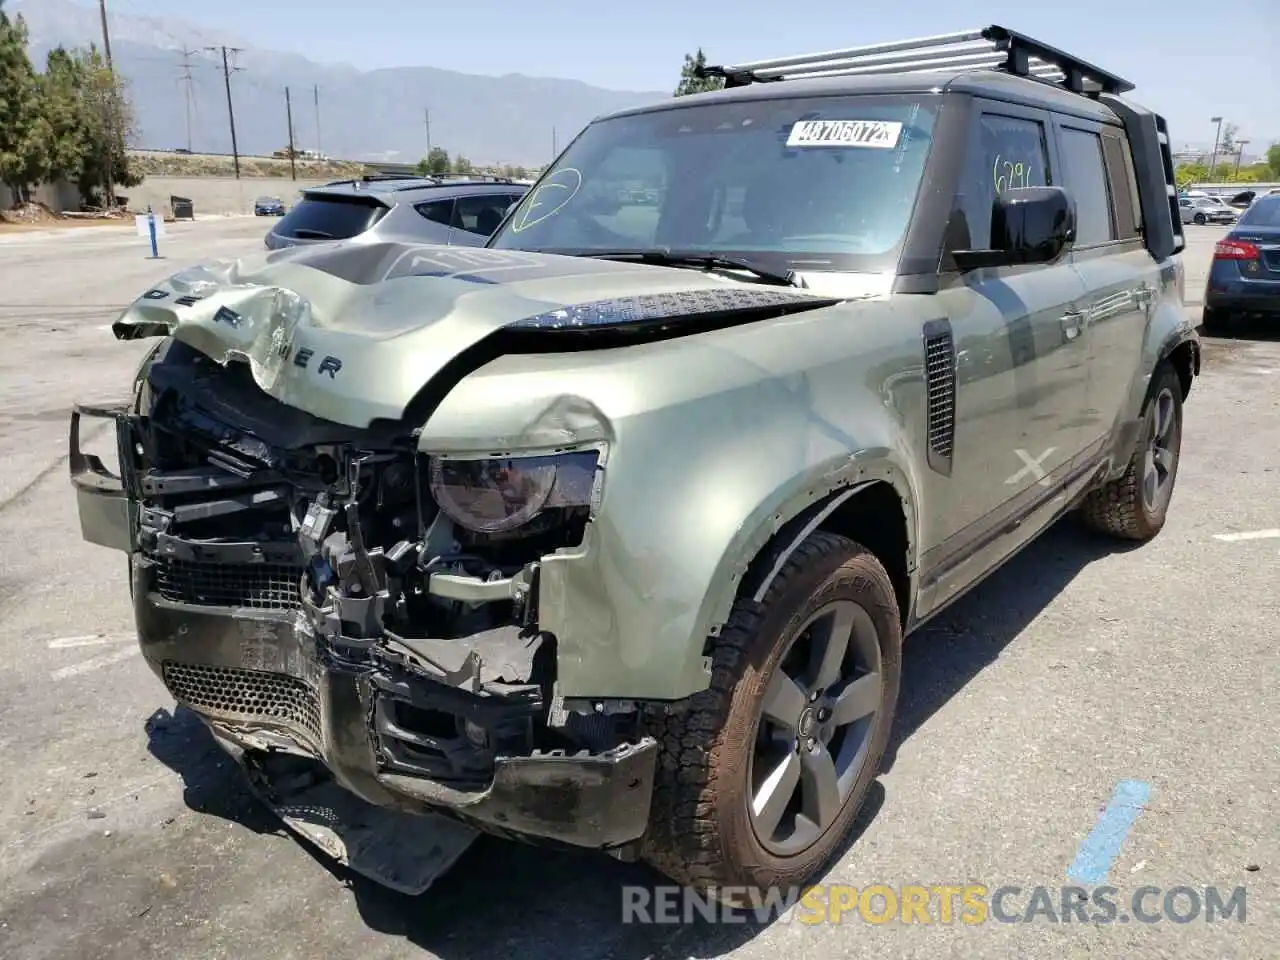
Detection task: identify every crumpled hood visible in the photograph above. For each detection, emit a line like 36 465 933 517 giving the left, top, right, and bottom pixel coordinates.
114 240 837 429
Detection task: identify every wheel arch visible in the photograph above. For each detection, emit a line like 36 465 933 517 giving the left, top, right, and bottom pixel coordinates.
700 457 920 653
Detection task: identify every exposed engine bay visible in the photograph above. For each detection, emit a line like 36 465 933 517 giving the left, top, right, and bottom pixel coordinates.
128 337 638 789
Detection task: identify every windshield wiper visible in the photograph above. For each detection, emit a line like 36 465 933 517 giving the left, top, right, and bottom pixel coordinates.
587 250 799 287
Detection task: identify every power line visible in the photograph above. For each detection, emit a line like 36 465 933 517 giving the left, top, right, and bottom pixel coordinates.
206 46 244 179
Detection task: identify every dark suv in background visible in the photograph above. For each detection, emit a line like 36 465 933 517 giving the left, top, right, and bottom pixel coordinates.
264 175 528 250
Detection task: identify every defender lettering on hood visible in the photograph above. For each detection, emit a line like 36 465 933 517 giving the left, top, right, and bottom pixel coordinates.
112 241 839 429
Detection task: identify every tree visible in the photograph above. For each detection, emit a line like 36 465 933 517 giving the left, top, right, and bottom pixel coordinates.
1219 122 1238 155
675 48 725 97
416 146 450 176
73 46 141 206
40 48 89 184
452 154 473 175
1268 143 1280 180
0 4 49 205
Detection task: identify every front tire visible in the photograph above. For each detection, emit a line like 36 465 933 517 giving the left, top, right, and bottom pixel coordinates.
641 531 902 901
1193 213 1207 225
1201 306 1230 335
1078 364 1184 541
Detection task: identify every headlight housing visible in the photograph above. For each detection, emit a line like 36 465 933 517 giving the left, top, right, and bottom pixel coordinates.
427 451 600 535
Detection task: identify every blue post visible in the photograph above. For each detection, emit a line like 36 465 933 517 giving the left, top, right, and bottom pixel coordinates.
147 205 158 258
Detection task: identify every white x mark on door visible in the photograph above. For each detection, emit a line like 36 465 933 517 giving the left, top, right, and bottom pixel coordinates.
1006 447 1057 487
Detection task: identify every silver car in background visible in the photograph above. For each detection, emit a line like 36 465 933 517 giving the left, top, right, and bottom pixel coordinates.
264 175 528 250
1179 194 1238 225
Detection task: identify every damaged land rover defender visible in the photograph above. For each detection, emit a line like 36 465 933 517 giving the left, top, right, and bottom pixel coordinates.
71 26 1198 900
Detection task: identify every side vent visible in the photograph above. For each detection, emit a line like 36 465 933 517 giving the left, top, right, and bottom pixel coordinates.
174 295 204 307
923 319 957 477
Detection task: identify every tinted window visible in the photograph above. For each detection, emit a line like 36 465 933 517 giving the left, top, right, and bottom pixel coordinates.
946 113 1051 255
416 199 454 226
273 196 386 240
454 193 516 236
490 94 940 275
1238 196 1280 226
1100 132 1141 240
1059 127 1114 245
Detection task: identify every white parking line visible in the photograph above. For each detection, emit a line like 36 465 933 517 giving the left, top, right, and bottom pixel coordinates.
46 634 135 649
1212 529 1280 543
50 645 140 680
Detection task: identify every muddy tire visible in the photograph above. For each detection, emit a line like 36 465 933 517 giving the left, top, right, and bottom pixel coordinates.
1078 364 1183 542
641 531 901 902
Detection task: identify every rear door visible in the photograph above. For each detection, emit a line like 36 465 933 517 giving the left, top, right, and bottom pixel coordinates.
1054 117 1154 460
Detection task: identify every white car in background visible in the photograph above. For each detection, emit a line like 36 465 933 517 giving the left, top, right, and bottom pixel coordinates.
1179 193 1238 225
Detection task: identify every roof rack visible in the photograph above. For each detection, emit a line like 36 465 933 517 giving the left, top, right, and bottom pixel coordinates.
698 25 1134 97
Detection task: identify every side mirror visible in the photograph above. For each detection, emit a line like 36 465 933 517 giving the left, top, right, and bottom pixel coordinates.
953 186 1075 271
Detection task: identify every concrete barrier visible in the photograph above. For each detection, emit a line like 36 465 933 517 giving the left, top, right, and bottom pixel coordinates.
122 176 336 217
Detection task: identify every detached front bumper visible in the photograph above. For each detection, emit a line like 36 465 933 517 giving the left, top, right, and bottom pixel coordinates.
70 402 659 853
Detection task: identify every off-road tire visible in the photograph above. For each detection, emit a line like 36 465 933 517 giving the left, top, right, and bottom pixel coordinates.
640 531 901 901
1077 363 1183 541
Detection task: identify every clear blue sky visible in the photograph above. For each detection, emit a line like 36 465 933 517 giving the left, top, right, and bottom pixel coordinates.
118 0 1277 153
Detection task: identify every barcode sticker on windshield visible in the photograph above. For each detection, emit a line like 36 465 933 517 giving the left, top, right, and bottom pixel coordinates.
786 120 903 149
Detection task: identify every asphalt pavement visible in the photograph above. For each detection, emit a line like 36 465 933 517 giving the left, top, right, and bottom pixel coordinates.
0 219 1275 960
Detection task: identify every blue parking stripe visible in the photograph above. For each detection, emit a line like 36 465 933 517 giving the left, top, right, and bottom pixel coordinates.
1066 779 1152 884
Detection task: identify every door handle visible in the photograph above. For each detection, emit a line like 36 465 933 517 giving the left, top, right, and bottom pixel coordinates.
1061 310 1085 340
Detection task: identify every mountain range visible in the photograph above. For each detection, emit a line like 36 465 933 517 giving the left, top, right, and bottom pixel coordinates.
10 0 671 167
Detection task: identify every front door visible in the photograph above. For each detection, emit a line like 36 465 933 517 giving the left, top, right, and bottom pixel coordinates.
918 100 1092 612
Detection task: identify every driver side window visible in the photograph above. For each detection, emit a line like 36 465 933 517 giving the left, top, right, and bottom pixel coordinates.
945 112 1052 262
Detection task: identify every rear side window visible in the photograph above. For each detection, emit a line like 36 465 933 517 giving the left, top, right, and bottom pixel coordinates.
416 199 454 226
1058 127 1115 245
1239 196 1280 226
1100 131 1141 241
274 196 387 240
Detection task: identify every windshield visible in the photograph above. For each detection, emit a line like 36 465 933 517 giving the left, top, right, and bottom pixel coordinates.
488 94 939 274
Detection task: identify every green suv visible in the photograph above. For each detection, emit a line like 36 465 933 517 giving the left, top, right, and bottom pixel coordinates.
70 25 1198 901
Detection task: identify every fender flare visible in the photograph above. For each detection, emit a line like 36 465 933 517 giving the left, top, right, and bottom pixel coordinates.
689 452 921 649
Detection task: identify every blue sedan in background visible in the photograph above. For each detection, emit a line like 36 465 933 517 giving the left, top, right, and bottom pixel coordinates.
254 196 286 216
1202 194 1280 334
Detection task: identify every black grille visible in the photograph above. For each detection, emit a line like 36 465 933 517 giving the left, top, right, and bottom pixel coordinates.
923 319 957 475
151 555 302 610
163 661 323 745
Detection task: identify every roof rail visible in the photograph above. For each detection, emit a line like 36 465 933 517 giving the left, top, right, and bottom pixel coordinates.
698 25 1134 97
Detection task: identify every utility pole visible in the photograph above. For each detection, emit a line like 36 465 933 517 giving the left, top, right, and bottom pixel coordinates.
98 0 116 208
285 87 297 181
1208 116 1224 180
552 126 557 158
207 46 244 179
177 47 199 154
424 108 432 158
98 0 113 67
1234 140 1250 178
313 85 321 156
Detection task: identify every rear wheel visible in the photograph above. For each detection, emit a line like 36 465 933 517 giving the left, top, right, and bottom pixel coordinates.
641 531 901 901
1078 364 1183 541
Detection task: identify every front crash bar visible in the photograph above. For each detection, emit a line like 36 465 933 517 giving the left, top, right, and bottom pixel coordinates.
69 401 138 553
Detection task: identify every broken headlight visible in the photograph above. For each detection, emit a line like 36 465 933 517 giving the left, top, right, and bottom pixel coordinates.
427 451 599 534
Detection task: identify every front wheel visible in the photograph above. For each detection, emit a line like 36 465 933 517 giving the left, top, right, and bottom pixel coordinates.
1201 306 1230 335
1078 364 1184 541
641 531 902 901
1193 213 1207 225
